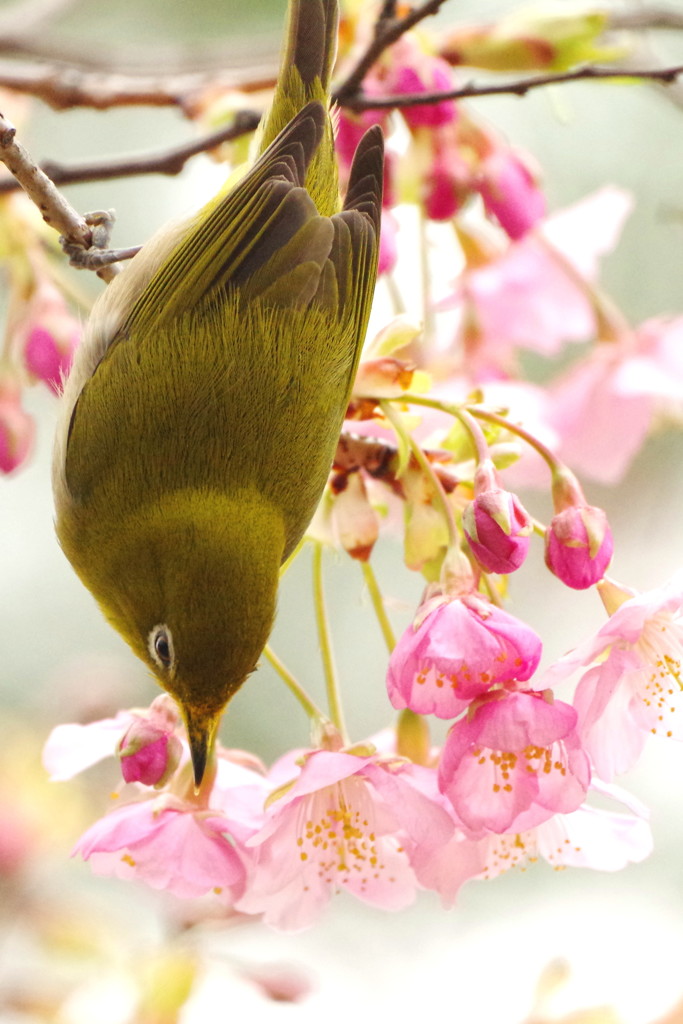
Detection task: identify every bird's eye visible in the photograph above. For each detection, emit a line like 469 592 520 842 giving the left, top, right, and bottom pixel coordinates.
148 624 174 670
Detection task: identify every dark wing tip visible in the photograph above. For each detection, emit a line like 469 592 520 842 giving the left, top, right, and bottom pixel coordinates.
343 125 384 236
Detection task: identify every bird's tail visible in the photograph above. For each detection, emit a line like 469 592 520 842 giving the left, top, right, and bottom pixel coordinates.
258 0 339 215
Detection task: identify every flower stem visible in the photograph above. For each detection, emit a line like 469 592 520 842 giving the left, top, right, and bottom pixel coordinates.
467 404 559 472
383 392 562 474
419 207 436 359
361 560 396 653
279 537 304 578
386 270 407 315
449 404 490 464
312 542 348 741
262 645 328 725
380 398 460 548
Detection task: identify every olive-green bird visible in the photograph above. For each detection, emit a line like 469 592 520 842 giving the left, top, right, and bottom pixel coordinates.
52 0 384 786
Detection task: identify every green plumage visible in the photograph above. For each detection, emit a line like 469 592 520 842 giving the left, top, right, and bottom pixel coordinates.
53 0 384 785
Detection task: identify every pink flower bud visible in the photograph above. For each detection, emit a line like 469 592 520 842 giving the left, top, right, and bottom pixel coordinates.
21 283 81 393
0 375 34 474
392 58 458 129
118 714 181 787
477 149 546 239
545 504 613 590
463 489 532 573
462 461 532 573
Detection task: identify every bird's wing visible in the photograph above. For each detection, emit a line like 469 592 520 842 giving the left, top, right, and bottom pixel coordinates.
327 124 384 377
124 100 332 330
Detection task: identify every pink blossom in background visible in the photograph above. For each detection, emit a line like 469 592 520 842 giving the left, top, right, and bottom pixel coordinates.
236 747 453 931
542 574 683 781
422 135 471 221
0 377 34 474
335 103 390 177
548 315 683 485
21 282 81 394
447 187 633 377
476 148 546 239
618 317 683 408
547 345 655 485
438 688 590 833
378 209 399 275
386 39 458 129
542 184 634 280
387 590 543 718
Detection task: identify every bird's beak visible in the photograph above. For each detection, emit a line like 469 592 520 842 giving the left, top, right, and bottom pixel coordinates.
182 705 221 791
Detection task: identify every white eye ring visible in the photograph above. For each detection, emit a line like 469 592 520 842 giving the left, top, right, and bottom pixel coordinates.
148 624 174 671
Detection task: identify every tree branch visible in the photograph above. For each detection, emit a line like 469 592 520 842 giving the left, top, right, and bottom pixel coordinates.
338 61 683 112
0 110 262 193
0 110 118 280
335 0 451 103
0 57 276 112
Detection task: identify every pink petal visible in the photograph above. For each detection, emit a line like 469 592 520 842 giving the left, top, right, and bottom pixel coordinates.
43 716 131 780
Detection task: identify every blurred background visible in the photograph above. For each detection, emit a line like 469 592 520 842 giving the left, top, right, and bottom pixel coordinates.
3 0 683 1020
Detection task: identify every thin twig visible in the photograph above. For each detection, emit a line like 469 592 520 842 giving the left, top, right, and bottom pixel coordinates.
336 0 450 102
0 111 261 193
0 58 276 112
0 111 117 281
340 61 683 111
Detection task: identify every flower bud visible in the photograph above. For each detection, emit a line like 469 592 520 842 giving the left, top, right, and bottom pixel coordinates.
477 149 546 240
118 703 182 787
545 468 613 589
462 462 532 573
439 9 621 73
545 504 613 589
22 283 81 393
0 372 34 474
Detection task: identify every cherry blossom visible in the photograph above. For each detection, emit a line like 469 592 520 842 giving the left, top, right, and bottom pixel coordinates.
543 575 683 780
447 187 633 378
73 792 254 902
416 779 652 907
236 747 453 931
438 688 590 833
387 590 543 719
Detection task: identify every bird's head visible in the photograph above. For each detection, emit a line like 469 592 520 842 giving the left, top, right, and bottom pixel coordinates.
84 489 286 786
